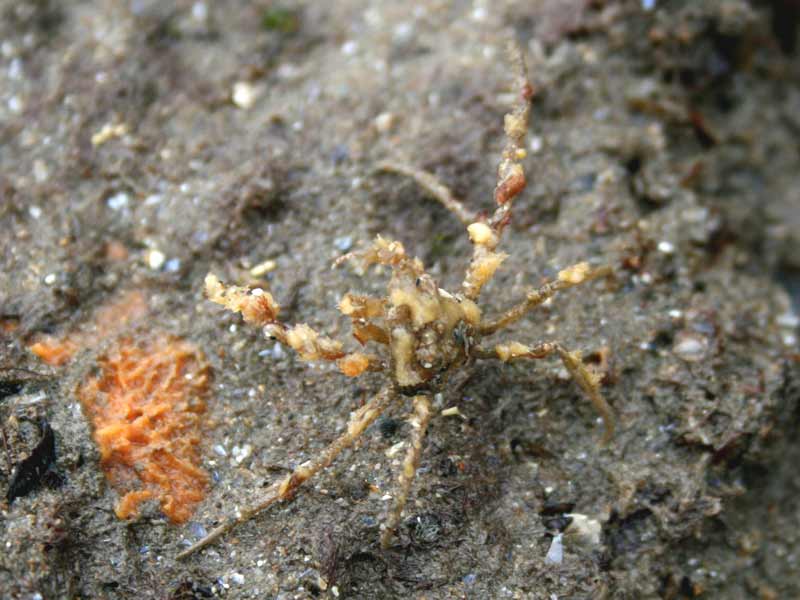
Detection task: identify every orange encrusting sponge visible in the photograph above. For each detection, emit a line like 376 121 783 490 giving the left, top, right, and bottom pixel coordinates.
78 335 211 523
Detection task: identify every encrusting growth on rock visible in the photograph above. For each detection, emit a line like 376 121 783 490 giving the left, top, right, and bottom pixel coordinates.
179 43 614 559
78 335 211 523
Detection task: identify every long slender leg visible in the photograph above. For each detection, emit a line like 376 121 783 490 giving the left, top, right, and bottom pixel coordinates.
375 161 474 227
177 387 396 559
460 44 533 301
381 394 433 548
475 341 614 444
478 263 611 335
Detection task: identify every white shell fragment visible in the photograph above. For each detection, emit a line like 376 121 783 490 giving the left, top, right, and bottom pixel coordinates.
545 534 563 565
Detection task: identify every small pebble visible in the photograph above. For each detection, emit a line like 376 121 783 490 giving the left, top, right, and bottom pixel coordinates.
392 22 414 44
8 96 23 113
657 240 675 254
250 259 276 277
146 249 166 270
230 572 245 585
8 57 22 79
28 205 42 219
213 444 227 457
232 82 256 109
471 6 488 21
33 160 48 183
107 192 129 210
341 40 358 56
190 522 208 539
673 334 707 362
334 236 353 252
232 444 252 464
374 112 395 133
192 2 207 21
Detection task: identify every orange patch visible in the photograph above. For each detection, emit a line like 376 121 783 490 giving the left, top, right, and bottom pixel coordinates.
29 337 79 367
78 335 211 523
28 290 148 366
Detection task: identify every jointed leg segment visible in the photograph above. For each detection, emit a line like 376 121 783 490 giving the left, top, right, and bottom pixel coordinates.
478 340 614 444
376 161 474 227
177 387 396 559
479 263 612 335
381 395 433 548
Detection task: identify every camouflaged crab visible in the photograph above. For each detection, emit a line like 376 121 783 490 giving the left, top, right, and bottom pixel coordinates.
178 46 613 559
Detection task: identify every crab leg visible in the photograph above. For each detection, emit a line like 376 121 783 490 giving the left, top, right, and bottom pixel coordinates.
478 263 611 335
381 394 433 548
177 387 396 559
375 161 474 226
460 44 533 300
475 340 614 444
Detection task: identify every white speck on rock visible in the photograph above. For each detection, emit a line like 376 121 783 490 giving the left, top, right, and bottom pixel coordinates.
392 22 414 44
107 192 129 210
232 81 257 109
374 112 395 133
8 95 23 113
334 236 353 251
33 160 49 183
341 40 358 56
192 2 207 22
657 240 675 254
213 444 227 457
146 249 166 270
471 6 488 21
232 444 252 465
673 334 708 362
